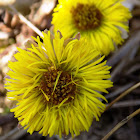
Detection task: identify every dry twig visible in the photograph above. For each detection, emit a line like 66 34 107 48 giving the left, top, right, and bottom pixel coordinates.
102 108 140 140
105 82 140 111
109 100 140 108
107 31 140 67
0 127 26 140
8 5 43 37
105 82 135 99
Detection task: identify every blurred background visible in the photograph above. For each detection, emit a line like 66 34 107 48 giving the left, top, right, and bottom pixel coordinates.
0 0 140 140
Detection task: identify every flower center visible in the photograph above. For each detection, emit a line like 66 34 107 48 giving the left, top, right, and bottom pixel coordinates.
40 67 76 105
71 3 103 30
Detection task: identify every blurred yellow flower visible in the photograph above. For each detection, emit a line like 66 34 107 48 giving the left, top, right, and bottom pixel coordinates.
5 31 113 137
52 0 131 56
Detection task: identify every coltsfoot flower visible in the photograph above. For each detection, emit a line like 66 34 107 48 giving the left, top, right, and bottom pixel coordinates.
5 31 113 137
52 0 132 56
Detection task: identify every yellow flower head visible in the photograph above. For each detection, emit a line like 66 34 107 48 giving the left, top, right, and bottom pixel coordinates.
5 31 113 137
52 0 132 56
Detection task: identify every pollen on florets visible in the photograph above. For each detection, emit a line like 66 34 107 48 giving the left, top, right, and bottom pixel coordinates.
39 66 76 105
71 3 103 30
